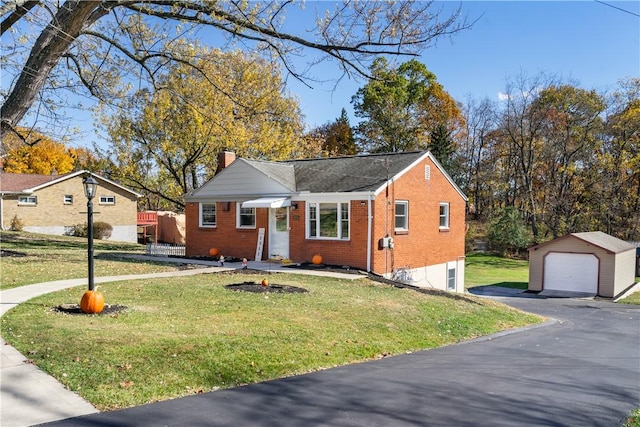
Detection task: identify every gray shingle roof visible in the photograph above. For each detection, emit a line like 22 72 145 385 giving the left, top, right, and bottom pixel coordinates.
284 151 426 193
243 159 296 191
572 231 635 253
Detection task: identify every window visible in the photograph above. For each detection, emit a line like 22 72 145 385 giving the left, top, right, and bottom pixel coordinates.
63 195 73 204
395 201 409 231
447 263 456 291
439 202 450 229
99 195 116 205
18 195 37 205
307 202 350 239
237 204 256 228
200 203 216 227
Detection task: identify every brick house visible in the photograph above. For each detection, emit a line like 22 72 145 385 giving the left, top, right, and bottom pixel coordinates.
0 170 141 242
185 151 467 291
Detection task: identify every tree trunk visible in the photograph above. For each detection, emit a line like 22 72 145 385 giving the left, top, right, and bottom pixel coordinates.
0 1 103 140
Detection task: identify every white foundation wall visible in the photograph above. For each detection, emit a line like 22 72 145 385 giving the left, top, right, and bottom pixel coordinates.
23 225 138 243
385 258 466 292
109 226 138 243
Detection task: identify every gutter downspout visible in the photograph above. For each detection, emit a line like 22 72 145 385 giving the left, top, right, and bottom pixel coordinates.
366 193 373 273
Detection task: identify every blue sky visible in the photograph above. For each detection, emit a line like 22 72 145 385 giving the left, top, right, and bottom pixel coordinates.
293 0 639 129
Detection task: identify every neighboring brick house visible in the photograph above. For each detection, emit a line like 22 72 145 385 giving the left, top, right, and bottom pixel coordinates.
185 151 468 292
0 170 141 242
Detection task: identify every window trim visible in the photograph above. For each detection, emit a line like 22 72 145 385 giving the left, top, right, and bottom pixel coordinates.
99 195 116 205
236 203 256 229
63 194 73 205
439 202 450 229
18 195 37 205
394 200 409 232
199 203 217 228
306 202 350 240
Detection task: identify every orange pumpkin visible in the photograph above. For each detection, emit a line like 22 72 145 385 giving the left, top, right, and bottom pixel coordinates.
312 254 323 265
80 290 105 314
261 278 269 287
209 248 219 257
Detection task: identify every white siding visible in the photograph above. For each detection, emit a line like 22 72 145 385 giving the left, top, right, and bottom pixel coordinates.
189 160 293 200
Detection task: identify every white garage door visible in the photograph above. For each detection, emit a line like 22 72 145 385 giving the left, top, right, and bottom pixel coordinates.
543 253 598 294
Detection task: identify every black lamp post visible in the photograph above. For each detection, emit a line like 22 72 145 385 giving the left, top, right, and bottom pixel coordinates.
83 174 98 292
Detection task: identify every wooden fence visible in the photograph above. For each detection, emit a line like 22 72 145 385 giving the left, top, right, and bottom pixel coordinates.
145 243 185 257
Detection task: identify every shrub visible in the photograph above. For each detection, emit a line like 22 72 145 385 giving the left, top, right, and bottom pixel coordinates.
488 207 532 256
67 222 112 240
66 223 88 238
93 221 112 240
9 215 24 231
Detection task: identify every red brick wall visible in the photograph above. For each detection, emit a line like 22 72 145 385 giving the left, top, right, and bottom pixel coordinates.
288 201 370 269
186 156 466 271
185 202 270 260
370 157 466 274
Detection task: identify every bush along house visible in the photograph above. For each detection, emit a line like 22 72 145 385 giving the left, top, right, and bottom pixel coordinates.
185 151 467 292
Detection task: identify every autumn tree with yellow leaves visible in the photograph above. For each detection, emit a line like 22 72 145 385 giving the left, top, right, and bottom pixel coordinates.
101 47 304 211
2 128 98 174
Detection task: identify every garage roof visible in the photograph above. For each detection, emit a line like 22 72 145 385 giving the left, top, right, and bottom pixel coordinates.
530 231 635 254
571 232 635 253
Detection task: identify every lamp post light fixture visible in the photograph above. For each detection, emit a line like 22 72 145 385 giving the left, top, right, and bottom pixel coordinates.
83 174 98 292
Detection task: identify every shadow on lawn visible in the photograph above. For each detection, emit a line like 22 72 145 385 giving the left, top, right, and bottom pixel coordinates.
1 232 140 252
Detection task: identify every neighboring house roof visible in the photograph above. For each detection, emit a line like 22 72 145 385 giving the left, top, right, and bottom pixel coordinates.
187 151 467 201
0 172 72 193
0 170 142 198
530 231 635 254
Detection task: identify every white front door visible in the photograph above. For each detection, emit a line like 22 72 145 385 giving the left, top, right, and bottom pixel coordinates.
269 207 289 259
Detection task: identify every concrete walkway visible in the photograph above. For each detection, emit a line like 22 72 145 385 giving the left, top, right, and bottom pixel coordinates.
0 258 361 427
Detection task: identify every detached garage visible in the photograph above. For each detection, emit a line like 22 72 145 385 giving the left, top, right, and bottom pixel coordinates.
529 231 637 298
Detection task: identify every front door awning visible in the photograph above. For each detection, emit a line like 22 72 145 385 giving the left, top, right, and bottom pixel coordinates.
241 197 291 208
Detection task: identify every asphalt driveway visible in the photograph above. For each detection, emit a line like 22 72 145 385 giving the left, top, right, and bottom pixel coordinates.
41 294 640 427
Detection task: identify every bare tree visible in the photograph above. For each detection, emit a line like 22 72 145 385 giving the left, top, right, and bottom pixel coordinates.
1 0 471 141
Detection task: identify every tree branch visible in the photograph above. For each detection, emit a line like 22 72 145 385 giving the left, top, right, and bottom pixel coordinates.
0 0 40 36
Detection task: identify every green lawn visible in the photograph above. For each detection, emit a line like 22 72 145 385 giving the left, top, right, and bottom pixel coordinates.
2 234 635 413
1 231 179 289
1 241 543 411
465 253 529 289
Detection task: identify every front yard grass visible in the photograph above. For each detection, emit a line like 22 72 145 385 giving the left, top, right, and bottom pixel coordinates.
1 271 543 411
1 231 179 290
